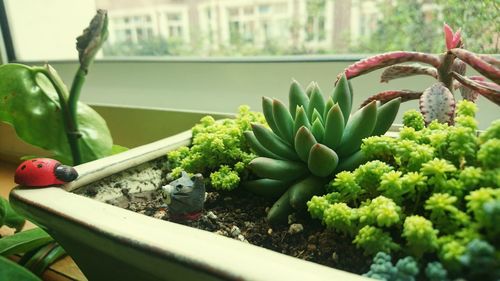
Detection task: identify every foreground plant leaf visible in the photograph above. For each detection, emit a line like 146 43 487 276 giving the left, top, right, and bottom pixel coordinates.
0 64 113 165
22 242 66 276
0 228 53 256
0 256 41 281
0 197 25 232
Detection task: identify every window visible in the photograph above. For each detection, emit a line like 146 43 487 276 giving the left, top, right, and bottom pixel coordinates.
3 0 498 60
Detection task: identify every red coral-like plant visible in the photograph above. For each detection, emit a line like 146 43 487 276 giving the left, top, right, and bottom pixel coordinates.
337 23 500 125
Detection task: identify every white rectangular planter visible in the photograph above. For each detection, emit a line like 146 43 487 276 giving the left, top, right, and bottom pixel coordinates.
10 130 372 281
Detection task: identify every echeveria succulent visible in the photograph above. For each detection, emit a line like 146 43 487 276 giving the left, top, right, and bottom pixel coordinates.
243 76 401 224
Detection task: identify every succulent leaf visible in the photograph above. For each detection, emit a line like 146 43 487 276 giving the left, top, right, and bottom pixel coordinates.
332 73 353 124
305 81 315 97
289 175 327 209
336 51 441 82
311 118 325 142
479 55 500 69
452 72 500 106
323 104 345 149
380 64 438 83
294 126 317 162
337 101 378 157
262 97 281 137
371 97 401 136
360 90 422 108
243 131 281 159
459 85 480 103
443 23 462 50
267 188 294 224
335 150 367 173
348 81 354 105
272 99 295 144
248 157 308 181
312 108 324 124
324 97 335 119
419 83 456 125
308 143 339 177
241 178 289 199
450 48 500 84
451 59 467 76
251 123 299 160
288 80 309 118
307 83 326 120
294 106 311 135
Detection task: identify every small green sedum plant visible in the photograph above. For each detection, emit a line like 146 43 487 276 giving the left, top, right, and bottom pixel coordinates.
244 75 401 224
307 100 499 279
167 106 266 190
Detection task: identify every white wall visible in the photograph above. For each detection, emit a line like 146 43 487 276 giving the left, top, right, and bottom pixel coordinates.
5 0 96 61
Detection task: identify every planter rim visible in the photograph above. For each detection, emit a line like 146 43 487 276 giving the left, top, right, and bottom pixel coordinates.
10 130 372 281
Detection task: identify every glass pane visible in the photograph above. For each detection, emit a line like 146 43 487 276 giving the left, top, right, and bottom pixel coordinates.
5 0 499 60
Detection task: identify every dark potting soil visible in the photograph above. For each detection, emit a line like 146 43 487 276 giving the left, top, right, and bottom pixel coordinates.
118 188 371 275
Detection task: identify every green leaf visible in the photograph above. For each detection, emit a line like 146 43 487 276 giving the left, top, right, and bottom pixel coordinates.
288 80 309 119
0 197 25 232
307 83 326 120
293 106 311 135
0 228 53 256
111 144 129 155
294 126 317 162
0 64 113 165
308 144 339 177
332 74 352 125
272 99 295 144
23 242 66 276
0 256 41 281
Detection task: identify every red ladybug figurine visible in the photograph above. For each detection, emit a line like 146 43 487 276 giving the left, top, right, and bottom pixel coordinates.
14 158 78 187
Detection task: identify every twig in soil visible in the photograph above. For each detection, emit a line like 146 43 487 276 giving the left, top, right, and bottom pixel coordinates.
281 233 287 243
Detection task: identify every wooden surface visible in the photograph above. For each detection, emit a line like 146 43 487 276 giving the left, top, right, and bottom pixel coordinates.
0 161 87 281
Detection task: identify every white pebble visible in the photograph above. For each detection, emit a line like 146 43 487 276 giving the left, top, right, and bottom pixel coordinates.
206 211 217 220
288 223 304 234
230 225 241 237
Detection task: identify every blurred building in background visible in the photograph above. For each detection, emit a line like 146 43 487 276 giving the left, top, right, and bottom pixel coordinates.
98 0 372 55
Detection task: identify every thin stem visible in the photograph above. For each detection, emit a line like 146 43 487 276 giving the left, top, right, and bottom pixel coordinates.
33 67 82 165
437 52 455 91
68 67 87 141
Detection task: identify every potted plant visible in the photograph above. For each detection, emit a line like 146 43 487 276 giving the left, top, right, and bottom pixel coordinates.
6 20 500 281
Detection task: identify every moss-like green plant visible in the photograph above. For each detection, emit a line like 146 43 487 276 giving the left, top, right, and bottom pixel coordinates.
244 76 401 224
307 101 499 276
167 106 266 190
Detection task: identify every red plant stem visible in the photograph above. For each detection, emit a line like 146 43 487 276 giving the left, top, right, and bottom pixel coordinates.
437 52 455 91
